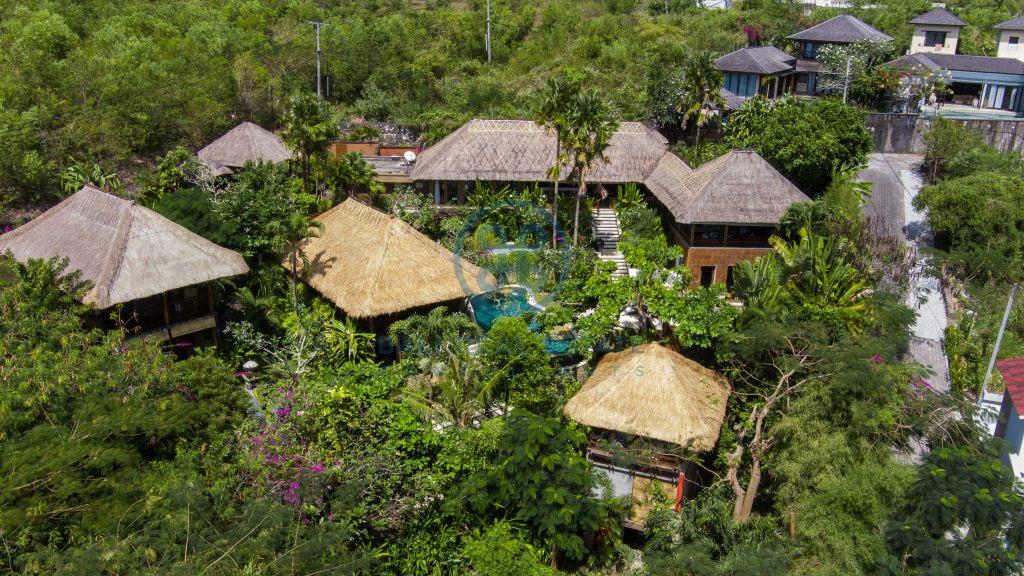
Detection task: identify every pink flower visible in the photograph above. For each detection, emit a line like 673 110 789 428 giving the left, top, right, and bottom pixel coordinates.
871 354 884 364
275 407 291 417
310 463 325 474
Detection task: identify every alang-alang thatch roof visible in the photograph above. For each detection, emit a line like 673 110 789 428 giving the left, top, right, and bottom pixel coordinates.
0 186 249 308
652 149 810 226
197 121 291 171
409 119 669 183
291 199 497 319
563 343 731 452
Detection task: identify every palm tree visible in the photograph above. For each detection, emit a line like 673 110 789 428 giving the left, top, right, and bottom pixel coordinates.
565 89 619 245
277 213 324 311
388 306 480 364
536 72 582 248
679 53 725 147
402 348 505 428
325 317 375 363
281 90 339 195
323 151 382 203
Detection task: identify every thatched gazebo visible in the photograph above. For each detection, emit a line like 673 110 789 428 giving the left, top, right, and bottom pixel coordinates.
563 342 731 526
289 199 496 349
0 186 249 342
197 121 291 175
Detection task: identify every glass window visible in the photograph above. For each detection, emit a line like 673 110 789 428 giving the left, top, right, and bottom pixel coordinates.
924 31 947 47
728 225 773 246
801 42 818 59
693 224 726 245
1011 36 1020 46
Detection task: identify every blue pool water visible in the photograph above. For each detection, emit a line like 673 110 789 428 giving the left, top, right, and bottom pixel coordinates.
470 287 575 355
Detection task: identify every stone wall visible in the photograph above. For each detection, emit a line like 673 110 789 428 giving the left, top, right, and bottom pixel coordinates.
867 113 1024 154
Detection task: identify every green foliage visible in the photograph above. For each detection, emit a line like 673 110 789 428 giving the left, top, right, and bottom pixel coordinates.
321 151 384 203
884 432 1024 576
725 96 872 196
914 171 1024 281
152 187 235 245
479 316 559 415
389 306 480 363
282 90 339 193
346 124 381 142
463 411 620 564
213 162 299 259
60 159 122 195
463 522 559 576
922 117 1024 182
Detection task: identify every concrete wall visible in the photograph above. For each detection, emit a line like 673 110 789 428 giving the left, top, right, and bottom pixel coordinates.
998 30 1024 61
866 113 1024 153
910 24 961 55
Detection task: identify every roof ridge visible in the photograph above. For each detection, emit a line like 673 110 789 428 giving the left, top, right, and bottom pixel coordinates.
88 199 134 308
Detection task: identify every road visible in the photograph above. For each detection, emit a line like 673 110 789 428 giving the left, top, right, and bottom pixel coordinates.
859 153 950 392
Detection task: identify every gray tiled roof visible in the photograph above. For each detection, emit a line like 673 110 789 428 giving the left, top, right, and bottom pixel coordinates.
713 46 796 75
787 14 893 43
995 15 1024 30
887 52 1024 75
909 8 966 26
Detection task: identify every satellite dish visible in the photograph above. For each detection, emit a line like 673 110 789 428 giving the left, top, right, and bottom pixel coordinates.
404 151 417 162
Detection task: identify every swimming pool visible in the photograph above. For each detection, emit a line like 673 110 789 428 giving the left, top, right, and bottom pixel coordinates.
469 286 575 355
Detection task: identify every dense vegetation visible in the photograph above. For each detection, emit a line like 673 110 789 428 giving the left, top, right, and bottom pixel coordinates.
3 0 1022 212
4 0 1024 574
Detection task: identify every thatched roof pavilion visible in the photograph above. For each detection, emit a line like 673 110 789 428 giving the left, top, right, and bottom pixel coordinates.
650 149 809 226
197 121 291 173
410 119 669 183
563 343 730 452
291 198 497 319
0 186 249 308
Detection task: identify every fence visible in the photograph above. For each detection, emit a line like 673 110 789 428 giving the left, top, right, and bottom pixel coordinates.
867 113 1024 154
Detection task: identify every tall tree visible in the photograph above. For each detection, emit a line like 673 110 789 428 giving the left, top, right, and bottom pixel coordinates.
282 90 338 195
322 151 383 203
564 89 619 245
535 71 583 248
679 52 725 147
277 212 323 311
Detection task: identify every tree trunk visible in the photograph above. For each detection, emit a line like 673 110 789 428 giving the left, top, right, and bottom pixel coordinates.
290 251 299 311
736 456 761 522
552 179 560 248
573 178 585 245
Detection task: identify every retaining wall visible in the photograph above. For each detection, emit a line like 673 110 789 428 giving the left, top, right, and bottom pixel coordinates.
867 113 1024 154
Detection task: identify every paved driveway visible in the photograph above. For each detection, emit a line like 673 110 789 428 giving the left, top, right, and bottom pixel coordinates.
859 153 950 392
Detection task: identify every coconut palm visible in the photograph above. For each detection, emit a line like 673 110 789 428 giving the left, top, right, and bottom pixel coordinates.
678 53 725 147
322 151 383 202
565 89 619 245
388 306 480 363
536 72 583 248
325 317 375 363
282 90 338 195
277 213 323 311
402 348 506 428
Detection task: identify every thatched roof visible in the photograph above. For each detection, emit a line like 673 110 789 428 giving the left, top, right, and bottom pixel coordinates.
409 119 668 183
563 343 730 452
649 149 809 225
0 186 249 308
291 198 497 319
197 121 291 169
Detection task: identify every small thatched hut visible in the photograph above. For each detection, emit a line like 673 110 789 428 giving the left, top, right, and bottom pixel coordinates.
0 186 249 342
197 121 291 175
563 343 731 526
289 199 496 347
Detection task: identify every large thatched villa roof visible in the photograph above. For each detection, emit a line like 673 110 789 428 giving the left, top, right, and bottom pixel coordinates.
563 343 730 452
410 119 669 183
652 149 810 225
0 186 249 308
197 121 291 172
291 198 496 319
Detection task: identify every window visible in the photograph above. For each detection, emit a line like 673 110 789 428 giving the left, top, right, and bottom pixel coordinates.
1011 36 1020 46
924 31 947 47
724 72 760 97
726 266 735 288
699 266 716 287
800 41 818 60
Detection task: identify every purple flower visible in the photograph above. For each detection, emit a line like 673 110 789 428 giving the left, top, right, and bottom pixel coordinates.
3 226 10 233
175 342 193 348
871 354 884 364
275 407 291 417
234 370 254 378
310 463 325 474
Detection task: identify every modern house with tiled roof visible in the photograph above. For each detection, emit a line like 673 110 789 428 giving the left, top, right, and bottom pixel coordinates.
887 11 1024 112
714 46 797 99
994 358 1024 481
787 14 893 95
